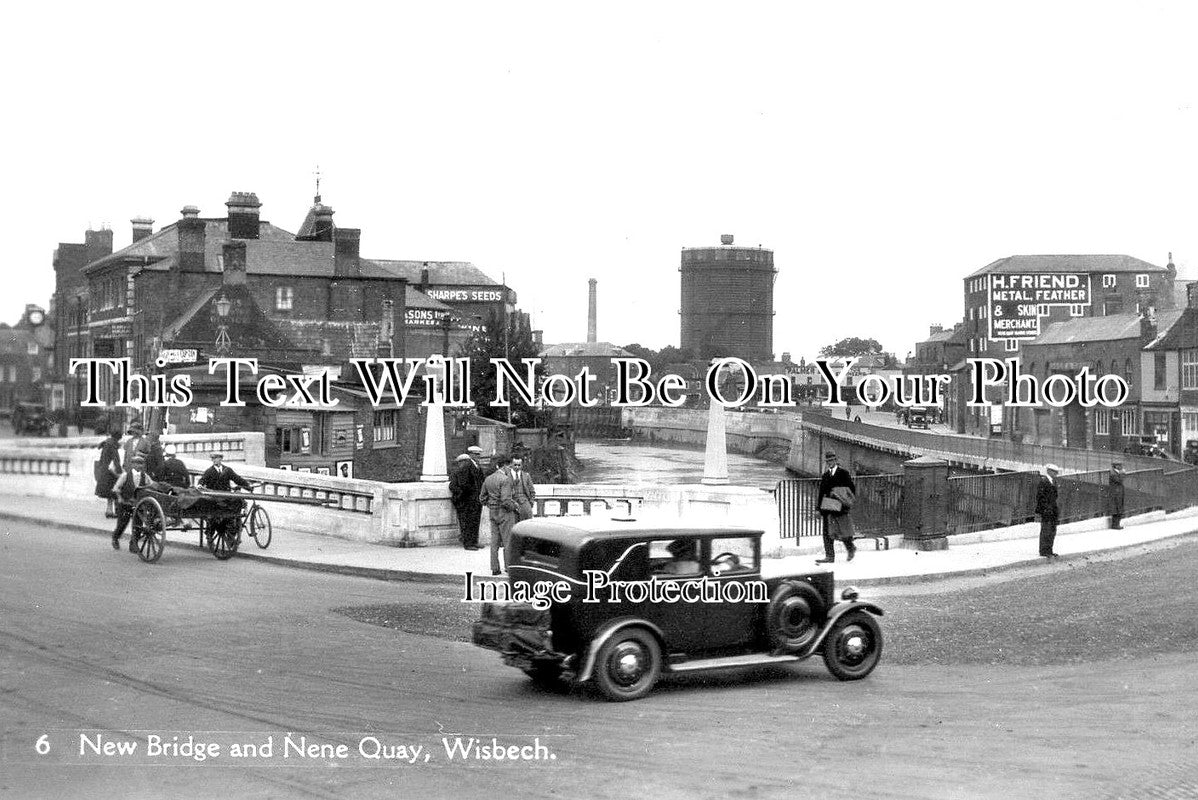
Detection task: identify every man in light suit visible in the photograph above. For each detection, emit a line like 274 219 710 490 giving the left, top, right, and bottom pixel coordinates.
510 455 537 521
479 456 517 575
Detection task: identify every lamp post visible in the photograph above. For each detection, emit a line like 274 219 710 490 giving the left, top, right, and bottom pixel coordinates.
214 293 232 355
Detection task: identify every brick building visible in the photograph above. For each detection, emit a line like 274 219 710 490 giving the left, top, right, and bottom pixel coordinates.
49 190 514 477
0 305 55 415
1015 312 1177 450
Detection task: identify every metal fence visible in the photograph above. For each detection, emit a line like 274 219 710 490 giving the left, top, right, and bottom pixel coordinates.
946 470 1039 534
775 474 904 540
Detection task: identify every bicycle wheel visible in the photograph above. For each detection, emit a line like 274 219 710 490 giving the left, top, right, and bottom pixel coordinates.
247 504 272 549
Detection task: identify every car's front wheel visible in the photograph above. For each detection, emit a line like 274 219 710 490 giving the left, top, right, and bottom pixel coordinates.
592 628 661 702
822 610 883 681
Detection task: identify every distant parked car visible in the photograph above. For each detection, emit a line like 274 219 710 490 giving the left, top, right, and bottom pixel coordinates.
472 518 884 701
906 407 930 429
12 402 51 436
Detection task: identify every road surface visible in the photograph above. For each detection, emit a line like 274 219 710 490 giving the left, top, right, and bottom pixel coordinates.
1 518 1195 799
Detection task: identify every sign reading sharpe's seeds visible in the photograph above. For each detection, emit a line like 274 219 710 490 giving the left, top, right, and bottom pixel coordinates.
987 273 1092 340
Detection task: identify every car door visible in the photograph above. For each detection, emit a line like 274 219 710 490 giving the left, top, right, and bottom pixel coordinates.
700 536 764 652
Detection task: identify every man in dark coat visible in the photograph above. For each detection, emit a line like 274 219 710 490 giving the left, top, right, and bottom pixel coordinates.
1036 463 1061 558
198 452 253 544
198 452 252 492
159 444 191 489
449 446 485 550
1108 462 1125 529
816 451 857 563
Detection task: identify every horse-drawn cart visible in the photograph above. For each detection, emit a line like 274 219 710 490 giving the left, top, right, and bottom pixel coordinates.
128 485 334 564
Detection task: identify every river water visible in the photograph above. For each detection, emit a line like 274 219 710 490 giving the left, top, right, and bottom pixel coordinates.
573 440 796 490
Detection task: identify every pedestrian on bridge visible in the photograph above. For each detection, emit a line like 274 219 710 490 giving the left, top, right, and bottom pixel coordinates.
479 455 518 575
816 451 857 564
1108 462 1125 530
450 446 484 550
1036 463 1061 558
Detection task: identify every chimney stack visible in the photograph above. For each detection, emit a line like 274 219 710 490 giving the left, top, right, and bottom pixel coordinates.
720 234 734 245
1141 305 1159 342
221 241 247 286
587 278 597 343
131 217 154 243
930 324 943 336
225 192 261 240
334 228 361 277
83 228 114 264
177 206 206 272
1187 281 1198 310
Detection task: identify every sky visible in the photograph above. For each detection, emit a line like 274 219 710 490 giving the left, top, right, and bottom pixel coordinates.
4 1 1197 360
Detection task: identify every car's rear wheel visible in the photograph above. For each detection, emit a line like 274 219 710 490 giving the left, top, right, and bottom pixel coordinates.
766 580 825 654
592 628 661 702
822 610 883 680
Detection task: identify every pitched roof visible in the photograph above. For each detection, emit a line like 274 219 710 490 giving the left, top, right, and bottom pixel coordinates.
1026 312 1180 346
966 254 1166 279
540 342 633 358
1146 308 1198 350
361 260 500 285
83 219 298 274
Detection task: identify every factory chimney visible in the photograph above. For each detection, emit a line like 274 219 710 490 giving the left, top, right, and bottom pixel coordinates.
587 278 598 343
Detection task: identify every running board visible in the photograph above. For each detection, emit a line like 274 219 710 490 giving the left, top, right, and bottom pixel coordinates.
667 652 806 673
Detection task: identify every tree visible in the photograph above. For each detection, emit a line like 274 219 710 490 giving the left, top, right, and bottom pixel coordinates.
819 337 885 357
459 310 545 428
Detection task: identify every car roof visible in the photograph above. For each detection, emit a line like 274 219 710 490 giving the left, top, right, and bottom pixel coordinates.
513 515 763 547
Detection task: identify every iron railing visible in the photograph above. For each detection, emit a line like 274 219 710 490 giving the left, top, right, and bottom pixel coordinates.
775 474 904 540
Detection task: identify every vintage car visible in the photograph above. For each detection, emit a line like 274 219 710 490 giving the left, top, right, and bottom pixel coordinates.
905 406 930 429
11 402 51 436
471 517 883 701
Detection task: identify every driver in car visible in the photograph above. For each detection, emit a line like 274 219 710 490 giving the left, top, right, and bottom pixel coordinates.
659 538 701 575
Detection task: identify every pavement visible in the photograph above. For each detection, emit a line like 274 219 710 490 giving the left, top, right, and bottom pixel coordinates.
3 492 1198 588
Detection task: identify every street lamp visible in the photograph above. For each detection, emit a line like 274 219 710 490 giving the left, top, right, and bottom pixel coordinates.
214 294 232 355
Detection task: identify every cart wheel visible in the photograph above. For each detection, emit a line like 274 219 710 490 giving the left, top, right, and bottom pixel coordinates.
248 505 272 549
211 521 239 560
132 497 167 564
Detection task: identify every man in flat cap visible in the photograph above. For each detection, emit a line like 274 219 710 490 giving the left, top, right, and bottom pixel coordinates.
1036 463 1061 558
110 453 155 552
450 446 484 550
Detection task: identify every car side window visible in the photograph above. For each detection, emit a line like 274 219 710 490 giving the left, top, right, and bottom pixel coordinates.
648 538 702 577
709 537 757 574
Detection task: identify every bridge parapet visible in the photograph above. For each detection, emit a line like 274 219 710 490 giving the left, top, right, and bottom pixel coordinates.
796 416 1186 475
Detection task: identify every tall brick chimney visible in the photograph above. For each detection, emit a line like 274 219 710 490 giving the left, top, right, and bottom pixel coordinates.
930 324 943 336
1141 305 1158 342
226 192 261 240
222 241 247 286
334 228 361 278
131 217 154 243
177 206 206 272
84 228 114 264
1187 281 1198 310
587 278 597 343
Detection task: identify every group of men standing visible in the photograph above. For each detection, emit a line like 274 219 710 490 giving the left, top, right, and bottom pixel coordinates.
449 447 536 575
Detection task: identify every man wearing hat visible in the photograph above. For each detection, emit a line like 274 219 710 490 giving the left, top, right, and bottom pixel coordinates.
1036 463 1061 558
198 452 253 546
198 452 252 493
110 453 156 551
159 444 191 489
449 446 485 550
816 451 857 563
1107 461 1125 530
